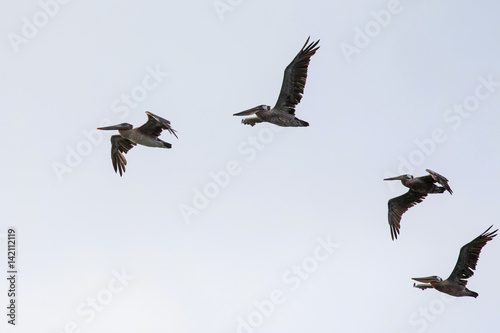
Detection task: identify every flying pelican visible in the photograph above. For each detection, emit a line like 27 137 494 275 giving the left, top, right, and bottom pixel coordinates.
97 111 177 176
233 37 320 127
412 225 497 298
384 169 452 240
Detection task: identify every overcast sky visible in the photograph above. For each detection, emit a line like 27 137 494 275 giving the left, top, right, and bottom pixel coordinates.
1 0 500 332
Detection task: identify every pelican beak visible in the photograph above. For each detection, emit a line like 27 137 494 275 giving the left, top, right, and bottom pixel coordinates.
233 106 263 116
383 175 405 181
411 276 440 283
97 125 122 130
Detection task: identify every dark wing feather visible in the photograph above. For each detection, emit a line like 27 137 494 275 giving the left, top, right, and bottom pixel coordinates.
110 135 136 176
446 226 498 285
273 37 320 115
388 190 427 240
425 169 453 194
137 111 177 138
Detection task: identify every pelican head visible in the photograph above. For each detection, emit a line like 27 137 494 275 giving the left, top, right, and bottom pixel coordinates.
412 276 443 284
233 105 271 116
383 174 413 181
97 123 133 131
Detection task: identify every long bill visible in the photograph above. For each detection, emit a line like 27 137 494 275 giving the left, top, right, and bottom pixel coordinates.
383 175 406 181
411 276 441 283
233 105 267 116
97 124 125 130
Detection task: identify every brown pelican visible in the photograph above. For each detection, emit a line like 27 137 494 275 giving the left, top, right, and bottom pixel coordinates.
384 169 452 240
97 111 177 176
233 37 320 127
412 225 497 298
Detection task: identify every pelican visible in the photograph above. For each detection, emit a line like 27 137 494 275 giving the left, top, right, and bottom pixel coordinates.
233 37 320 127
384 169 452 240
97 111 177 176
412 226 497 298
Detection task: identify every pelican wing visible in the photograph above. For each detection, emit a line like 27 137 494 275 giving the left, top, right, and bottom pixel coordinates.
273 37 320 115
446 226 498 285
388 190 427 240
110 135 136 176
425 169 453 194
137 111 178 138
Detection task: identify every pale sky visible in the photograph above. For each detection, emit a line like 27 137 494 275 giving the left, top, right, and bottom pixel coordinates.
1 1 500 332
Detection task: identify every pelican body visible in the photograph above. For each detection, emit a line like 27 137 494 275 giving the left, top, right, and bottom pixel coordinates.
98 111 177 176
384 169 452 240
413 276 478 297
233 37 320 127
413 226 497 298
113 125 171 148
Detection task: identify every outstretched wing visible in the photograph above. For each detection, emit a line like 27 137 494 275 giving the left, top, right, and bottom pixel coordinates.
388 190 427 240
110 135 136 176
425 169 453 194
446 226 498 285
273 37 320 115
137 111 178 138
